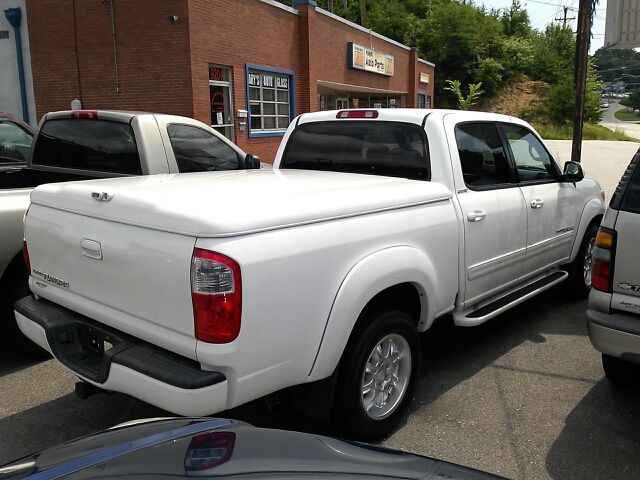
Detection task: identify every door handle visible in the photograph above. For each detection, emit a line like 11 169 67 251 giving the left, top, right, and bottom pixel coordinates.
467 210 486 222
531 199 544 209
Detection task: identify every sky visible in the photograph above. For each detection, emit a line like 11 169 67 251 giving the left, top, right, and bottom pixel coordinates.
482 0 607 53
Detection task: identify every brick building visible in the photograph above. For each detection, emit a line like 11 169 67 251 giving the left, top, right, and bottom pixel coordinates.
25 0 435 162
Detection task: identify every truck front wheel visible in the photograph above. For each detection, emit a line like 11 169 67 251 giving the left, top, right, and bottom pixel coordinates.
335 309 420 441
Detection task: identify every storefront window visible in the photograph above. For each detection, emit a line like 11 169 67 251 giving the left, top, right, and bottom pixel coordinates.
246 65 294 137
417 93 426 109
209 65 234 141
370 93 388 108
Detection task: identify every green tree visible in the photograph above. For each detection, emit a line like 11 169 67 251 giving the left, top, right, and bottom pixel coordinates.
475 57 503 96
542 60 602 123
500 0 532 38
628 89 640 112
531 23 575 84
415 0 500 107
444 80 483 110
366 0 416 44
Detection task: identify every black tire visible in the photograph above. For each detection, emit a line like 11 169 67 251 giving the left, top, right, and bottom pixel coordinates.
602 354 640 387
564 224 598 299
334 309 420 441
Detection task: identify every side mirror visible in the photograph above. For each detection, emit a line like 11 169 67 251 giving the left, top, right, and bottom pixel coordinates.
244 154 260 169
562 161 584 182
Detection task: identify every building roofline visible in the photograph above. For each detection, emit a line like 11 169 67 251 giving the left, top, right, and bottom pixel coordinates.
259 0 300 15
256 1 435 67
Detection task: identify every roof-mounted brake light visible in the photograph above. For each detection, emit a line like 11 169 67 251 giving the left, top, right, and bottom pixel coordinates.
71 110 99 119
336 110 379 119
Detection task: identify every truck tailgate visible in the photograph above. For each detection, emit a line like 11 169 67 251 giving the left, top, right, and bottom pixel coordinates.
25 203 198 358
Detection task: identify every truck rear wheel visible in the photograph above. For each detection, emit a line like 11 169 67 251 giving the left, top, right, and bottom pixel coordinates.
335 309 420 441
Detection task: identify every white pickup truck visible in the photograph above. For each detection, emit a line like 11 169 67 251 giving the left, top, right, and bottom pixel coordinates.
16 109 604 439
1 110 259 349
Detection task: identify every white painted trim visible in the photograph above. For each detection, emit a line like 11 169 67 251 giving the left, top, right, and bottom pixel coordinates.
259 0 300 15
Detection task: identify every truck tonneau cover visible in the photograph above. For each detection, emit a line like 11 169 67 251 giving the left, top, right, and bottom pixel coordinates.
30 169 452 237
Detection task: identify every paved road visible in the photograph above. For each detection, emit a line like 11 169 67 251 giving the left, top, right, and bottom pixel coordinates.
546 139 638 202
599 100 640 140
2 140 640 479
2 291 639 480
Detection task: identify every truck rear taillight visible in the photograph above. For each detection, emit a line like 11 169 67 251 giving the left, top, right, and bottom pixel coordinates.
191 248 242 343
592 228 616 293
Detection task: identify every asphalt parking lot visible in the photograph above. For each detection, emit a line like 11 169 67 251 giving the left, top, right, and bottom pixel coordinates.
2 139 640 479
2 290 640 479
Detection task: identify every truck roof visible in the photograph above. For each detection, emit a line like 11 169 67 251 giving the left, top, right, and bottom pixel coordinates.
294 108 526 126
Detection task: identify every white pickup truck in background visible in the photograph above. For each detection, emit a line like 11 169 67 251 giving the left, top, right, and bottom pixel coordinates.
0 110 259 349
16 109 604 439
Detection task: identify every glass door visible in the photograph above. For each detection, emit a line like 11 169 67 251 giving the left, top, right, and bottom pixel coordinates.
209 66 234 141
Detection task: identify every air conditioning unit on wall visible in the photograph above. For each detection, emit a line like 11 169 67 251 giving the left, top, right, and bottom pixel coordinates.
605 0 640 48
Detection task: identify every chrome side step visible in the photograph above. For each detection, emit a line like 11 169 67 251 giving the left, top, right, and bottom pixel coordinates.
453 270 568 327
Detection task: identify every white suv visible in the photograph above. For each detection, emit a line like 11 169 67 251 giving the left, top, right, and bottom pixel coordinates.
588 150 640 385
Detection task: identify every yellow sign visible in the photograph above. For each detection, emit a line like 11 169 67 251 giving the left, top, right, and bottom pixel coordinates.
348 42 394 77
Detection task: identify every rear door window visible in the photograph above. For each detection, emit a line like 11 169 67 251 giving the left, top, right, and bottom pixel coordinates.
167 124 240 172
281 121 429 181
32 119 142 174
455 123 514 189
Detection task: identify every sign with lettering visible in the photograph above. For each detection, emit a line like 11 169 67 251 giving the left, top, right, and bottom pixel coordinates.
420 73 430 84
209 67 224 81
248 73 261 87
262 74 274 87
348 42 394 76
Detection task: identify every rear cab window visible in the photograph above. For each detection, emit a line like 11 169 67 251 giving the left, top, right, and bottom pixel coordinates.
281 121 430 181
32 119 142 174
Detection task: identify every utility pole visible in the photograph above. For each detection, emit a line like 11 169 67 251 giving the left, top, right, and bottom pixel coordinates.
556 6 575 27
571 0 594 164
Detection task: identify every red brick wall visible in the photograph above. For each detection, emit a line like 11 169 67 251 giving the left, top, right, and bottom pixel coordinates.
188 0 301 162
416 61 435 107
26 0 435 163
26 0 192 121
310 10 416 104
